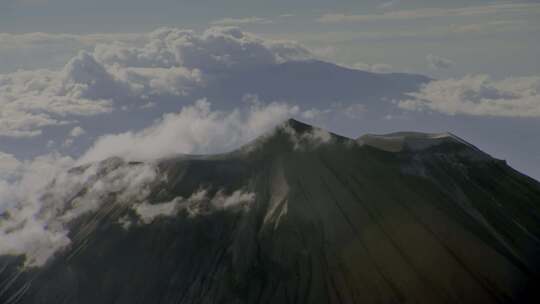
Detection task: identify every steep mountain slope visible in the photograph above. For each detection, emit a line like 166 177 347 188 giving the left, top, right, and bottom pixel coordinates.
1 119 539 304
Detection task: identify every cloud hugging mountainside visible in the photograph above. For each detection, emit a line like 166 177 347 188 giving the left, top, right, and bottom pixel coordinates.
0 119 539 303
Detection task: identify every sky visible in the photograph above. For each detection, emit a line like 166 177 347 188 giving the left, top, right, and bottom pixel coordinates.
1 0 539 77
0 0 540 267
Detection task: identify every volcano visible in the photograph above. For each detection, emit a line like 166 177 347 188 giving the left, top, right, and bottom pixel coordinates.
1 119 539 304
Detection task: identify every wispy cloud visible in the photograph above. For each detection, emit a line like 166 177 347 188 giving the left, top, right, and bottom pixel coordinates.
78 98 301 163
449 20 528 33
318 3 540 23
377 0 400 10
211 17 273 26
352 62 393 73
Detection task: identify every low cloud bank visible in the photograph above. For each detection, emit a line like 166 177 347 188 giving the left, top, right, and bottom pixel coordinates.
0 27 311 138
399 75 540 117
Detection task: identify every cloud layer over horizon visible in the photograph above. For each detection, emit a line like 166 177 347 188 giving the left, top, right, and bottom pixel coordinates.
399 74 540 117
0 26 311 138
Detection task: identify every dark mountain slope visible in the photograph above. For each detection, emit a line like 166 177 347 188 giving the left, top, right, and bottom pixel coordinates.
1 119 539 304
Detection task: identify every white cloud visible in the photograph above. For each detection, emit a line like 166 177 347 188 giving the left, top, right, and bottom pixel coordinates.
184 189 255 217
79 93 364 163
399 74 540 117
318 3 540 23
0 27 311 138
211 17 273 26
212 190 255 210
69 126 86 138
0 155 157 267
0 153 75 266
133 189 255 224
63 126 86 147
79 98 301 163
134 199 181 224
0 152 22 183
94 27 310 71
279 121 335 151
426 54 454 70
0 52 117 138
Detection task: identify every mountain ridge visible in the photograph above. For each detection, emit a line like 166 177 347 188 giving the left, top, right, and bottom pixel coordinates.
1 119 539 304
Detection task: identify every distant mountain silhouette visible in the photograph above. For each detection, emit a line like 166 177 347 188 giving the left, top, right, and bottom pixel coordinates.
201 60 431 111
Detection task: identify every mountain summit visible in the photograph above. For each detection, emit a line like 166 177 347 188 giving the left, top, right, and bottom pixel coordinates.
1 120 539 304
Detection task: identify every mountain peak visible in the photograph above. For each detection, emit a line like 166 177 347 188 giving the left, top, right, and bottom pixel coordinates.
234 119 344 155
357 131 488 156
2 119 539 304
278 118 314 133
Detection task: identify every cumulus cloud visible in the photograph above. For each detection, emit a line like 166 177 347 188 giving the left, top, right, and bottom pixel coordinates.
0 152 22 179
426 54 454 70
94 27 310 71
0 27 312 138
0 52 116 138
69 126 86 138
0 153 75 266
399 74 540 117
0 49 202 138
